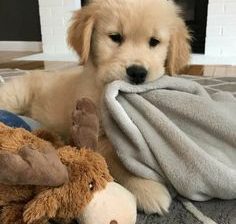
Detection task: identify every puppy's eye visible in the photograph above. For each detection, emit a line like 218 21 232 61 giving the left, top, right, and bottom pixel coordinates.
149 37 160 47
109 33 123 44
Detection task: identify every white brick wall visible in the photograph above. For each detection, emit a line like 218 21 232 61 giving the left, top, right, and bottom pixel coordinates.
38 0 236 57
205 0 236 56
38 0 81 54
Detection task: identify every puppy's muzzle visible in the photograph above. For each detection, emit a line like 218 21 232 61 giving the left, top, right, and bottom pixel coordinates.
126 65 147 84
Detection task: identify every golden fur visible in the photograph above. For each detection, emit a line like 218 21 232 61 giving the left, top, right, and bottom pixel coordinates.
0 0 191 215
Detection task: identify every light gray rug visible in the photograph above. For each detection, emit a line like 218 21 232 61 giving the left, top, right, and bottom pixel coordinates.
1 69 236 224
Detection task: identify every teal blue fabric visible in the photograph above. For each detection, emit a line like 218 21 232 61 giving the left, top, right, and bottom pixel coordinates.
0 110 31 131
0 110 42 131
19 116 43 130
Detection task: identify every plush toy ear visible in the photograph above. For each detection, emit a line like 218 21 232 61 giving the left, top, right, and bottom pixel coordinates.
67 5 96 65
166 18 191 75
23 190 59 224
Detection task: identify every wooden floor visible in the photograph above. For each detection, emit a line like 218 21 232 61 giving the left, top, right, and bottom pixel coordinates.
0 51 236 76
182 65 236 77
0 51 78 71
0 60 78 71
0 51 37 64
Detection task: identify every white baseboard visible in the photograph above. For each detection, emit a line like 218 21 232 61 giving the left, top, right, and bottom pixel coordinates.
0 41 42 52
191 54 236 65
16 52 78 61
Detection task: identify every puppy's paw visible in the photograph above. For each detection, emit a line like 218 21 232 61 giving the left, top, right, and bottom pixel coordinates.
125 177 171 215
71 98 99 149
73 98 97 122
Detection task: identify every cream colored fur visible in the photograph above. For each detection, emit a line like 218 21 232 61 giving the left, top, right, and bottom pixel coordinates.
0 0 190 215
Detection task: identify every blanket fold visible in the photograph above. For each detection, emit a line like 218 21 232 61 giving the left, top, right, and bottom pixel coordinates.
102 76 236 201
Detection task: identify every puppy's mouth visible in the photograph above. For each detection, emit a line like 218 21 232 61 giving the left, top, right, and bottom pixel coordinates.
127 76 146 85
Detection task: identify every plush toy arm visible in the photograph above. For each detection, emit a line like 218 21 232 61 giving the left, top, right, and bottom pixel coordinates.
0 145 69 186
23 190 59 224
71 98 99 149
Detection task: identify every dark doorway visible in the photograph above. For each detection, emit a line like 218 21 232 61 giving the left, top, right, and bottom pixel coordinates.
0 0 42 41
174 0 209 54
81 0 87 7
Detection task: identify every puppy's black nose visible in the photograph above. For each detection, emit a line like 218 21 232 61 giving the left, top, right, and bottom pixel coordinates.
126 65 147 84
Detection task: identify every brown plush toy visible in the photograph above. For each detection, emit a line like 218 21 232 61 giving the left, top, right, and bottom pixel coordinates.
0 98 137 224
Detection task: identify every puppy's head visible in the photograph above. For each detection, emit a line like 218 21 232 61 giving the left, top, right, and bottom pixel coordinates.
68 0 191 85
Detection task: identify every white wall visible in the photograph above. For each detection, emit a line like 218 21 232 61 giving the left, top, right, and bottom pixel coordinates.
205 0 236 56
38 0 236 59
38 0 81 54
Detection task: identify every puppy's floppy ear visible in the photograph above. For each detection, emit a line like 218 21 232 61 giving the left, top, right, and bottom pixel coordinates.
166 18 191 75
68 6 96 65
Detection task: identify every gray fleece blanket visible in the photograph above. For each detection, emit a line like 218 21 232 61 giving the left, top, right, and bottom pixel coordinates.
102 75 236 201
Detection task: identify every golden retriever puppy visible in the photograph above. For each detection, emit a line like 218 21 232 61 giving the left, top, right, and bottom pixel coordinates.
0 0 190 215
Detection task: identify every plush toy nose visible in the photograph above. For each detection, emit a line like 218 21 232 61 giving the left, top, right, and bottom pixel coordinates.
110 220 118 224
79 182 137 224
126 65 148 84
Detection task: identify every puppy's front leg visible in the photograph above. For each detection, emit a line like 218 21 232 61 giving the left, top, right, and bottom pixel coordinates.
0 74 34 114
97 137 171 215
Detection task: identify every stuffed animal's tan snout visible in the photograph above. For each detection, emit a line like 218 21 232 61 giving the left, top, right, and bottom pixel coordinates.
79 182 137 224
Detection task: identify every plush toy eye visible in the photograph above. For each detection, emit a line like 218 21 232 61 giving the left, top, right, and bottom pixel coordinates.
89 181 95 191
149 37 160 47
109 33 123 44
